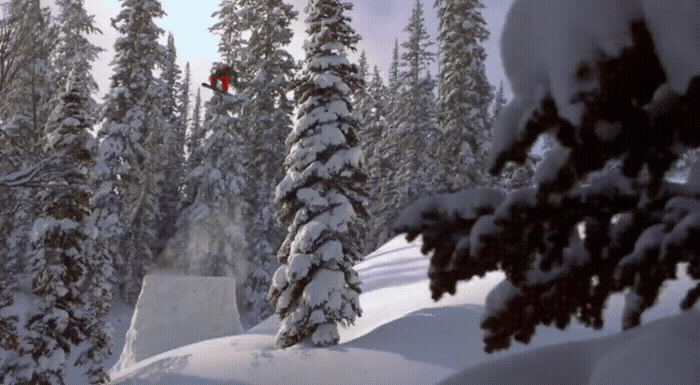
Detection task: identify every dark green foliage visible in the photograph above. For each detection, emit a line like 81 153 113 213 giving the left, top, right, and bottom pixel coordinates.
395 21 700 353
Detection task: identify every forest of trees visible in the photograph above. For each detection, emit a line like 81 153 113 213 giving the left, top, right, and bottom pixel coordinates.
1 0 696 383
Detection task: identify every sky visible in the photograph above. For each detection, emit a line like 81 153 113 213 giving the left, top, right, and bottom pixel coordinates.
42 0 515 103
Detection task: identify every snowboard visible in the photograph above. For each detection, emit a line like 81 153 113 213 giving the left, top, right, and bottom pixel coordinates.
201 82 232 95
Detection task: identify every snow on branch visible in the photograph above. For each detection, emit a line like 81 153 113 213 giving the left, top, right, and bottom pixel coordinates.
0 151 73 188
394 0 700 353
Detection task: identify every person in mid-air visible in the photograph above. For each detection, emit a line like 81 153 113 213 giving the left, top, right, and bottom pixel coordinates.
209 64 237 93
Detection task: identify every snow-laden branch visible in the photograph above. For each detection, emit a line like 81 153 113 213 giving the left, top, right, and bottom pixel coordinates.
0 151 71 188
393 0 700 353
395 168 700 352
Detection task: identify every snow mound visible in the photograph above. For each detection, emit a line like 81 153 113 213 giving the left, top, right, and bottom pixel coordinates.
440 310 700 385
112 275 243 372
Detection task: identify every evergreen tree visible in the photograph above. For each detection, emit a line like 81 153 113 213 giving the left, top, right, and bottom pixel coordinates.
202 0 270 325
365 66 389 158
4 0 111 382
353 50 371 146
269 0 367 348
0 1 56 356
381 0 440 235
372 39 403 248
492 81 506 119
394 11 700 353
351 51 376 253
94 0 165 304
169 86 247 278
0 0 57 278
155 33 186 255
385 38 401 129
354 50 371 121
210 0 249 73
389 39 400 91
188 88 203 160
179 62 191 147
238 0 298 324
435 0 493 191
364 66 389 183
359 66 390 252
182 88 203 210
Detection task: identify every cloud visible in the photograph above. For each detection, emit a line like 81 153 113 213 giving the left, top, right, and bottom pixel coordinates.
56 0 514 103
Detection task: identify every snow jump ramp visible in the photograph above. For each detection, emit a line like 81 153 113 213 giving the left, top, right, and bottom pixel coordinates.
113 274 244 372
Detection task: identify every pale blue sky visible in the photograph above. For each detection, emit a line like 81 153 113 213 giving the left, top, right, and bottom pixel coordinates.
51 0 514 101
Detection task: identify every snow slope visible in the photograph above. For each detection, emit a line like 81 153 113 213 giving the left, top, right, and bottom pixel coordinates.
110 235 697 384
440 309 700 385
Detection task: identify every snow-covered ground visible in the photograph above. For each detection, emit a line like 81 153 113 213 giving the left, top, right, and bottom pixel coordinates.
441 309 699 385
109 235 698 384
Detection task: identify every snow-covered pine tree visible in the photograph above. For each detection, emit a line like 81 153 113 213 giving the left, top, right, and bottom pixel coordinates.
0 0 57 278
353 50 371 122
154 33 186 256
0 1 56 359
350 51 376 254
210 0 249 76
419 69 443 188
371 39 403 248
435 0 493 191
269 0 367 348
237 0 298 324
492 81 506 119
203 0 266 325
172 83 246 275
364 66 389 175
54 2 113 382
395 1 700 353
359 66 390 252
95 0 165 304
382 0 441 227
188 88 202 161
6 1 110 382
385 38 401 129
179 62 191 132
182 87 203 210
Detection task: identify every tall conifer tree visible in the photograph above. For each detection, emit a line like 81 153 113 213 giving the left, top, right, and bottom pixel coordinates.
0 1 56 364
0 0 57 279
94 0 165 304
363 66 390 251
237 0 298 324
5 1 111 383
380 0 440 238
435 0 493 190
269 0 367 348
155 33 186 254
492 81 506 119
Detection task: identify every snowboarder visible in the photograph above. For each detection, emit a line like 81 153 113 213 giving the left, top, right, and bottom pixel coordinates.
204 64 237 93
